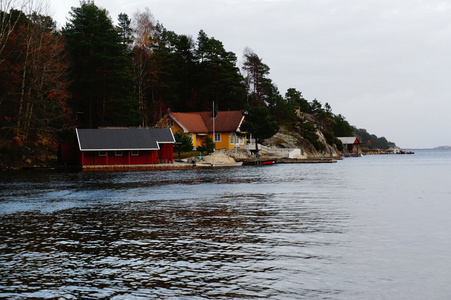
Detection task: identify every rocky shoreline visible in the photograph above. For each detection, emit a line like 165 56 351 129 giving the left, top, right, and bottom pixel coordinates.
181 148 340 166
2 142 414 172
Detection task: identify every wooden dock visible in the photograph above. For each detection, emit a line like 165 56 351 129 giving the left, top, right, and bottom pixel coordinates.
241 157 339 165
277 157 339 164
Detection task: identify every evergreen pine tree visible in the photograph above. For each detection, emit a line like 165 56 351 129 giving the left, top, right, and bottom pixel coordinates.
63 1 137 128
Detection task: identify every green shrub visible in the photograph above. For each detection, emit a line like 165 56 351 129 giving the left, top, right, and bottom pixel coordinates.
197 136 215 154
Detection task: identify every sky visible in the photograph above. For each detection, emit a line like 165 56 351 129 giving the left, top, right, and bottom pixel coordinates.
46 0 451 148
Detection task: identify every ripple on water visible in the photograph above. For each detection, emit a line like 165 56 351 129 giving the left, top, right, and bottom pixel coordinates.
2 152 450 299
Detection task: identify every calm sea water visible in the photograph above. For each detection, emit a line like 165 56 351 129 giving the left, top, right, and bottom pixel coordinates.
0 149 450 299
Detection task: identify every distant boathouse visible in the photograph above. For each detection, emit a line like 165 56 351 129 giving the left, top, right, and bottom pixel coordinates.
337 137 361 156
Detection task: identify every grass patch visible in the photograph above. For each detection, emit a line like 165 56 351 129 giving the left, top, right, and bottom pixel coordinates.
175 151 201 159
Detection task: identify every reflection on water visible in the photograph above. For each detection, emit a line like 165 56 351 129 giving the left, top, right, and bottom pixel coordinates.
1 150 451 299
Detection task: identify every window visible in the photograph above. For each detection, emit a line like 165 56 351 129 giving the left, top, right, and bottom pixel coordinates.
167 119 174 127
230 133 241 144
115 151 123 156
131 150 139 156
232 133 241 144
214 133 221 142
99 151 106 157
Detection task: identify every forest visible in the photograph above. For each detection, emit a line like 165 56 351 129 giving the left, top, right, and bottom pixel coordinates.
0 1 392 167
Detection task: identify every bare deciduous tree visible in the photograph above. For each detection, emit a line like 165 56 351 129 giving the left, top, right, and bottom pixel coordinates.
19 15 71 139
133 8 155 126
0 0 24 64
1 0 71 144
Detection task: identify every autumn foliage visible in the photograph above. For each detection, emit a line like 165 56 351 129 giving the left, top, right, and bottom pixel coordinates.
1 1 367 167
0 9 71 154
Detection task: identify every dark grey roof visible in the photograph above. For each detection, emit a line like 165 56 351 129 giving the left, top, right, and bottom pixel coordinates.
337 137 360 145
76 128 175 151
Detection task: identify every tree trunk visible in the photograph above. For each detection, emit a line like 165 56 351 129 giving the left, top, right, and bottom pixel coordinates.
17 37 31 130
0 8 22 66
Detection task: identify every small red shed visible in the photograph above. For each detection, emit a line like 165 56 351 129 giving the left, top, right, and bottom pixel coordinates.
337 137 361 155
76 128 175 167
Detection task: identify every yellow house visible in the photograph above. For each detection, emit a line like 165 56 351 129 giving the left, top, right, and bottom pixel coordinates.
157 111 247 150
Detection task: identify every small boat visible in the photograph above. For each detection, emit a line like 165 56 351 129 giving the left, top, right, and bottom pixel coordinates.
195 162 243 168
242 159 277 166
399 150 415 154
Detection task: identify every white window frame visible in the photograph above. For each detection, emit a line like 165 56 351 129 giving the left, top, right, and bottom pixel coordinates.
214 133 221 142
99 151 106 157
167 119 174 127
115 151 123 156
230 133 242 145
131 150 139 156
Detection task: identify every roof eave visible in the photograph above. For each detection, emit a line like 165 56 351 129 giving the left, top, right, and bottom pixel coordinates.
79 147 160 151
75 128 82 151
236 115 245 132
170 114 190 133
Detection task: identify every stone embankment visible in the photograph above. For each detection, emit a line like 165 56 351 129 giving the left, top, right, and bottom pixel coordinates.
191 149 339 165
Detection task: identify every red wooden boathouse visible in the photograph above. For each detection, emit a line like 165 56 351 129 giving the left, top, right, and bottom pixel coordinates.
337 137 361 156
76 128 175 167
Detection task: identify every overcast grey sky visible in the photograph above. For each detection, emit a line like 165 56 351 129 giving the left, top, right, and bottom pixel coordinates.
49 0 451 148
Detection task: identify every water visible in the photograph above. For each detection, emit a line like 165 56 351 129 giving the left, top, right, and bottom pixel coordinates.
0 149 450 299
